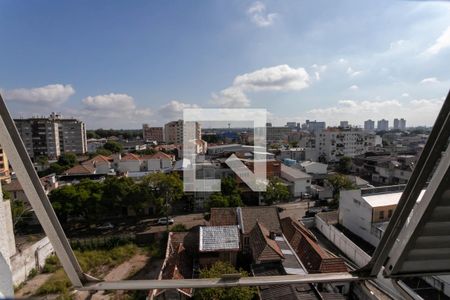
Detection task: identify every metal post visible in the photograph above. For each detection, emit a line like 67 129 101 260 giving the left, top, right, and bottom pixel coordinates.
0 94 86 287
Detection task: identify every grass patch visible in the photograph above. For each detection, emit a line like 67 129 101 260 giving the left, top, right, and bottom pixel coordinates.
37 243 142 296
36 269 71 295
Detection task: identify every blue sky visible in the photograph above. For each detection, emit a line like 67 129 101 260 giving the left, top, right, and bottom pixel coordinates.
1 0 449 128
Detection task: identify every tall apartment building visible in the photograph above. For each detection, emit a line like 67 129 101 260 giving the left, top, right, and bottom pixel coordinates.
302 120 326 133
164 120 200 144
393 118 406 131
14 113 87 160
0 146 10 182
364 119 375 131
315 128 382 162
285 122 297 128
267 126 292 143
142 124 164 142
377 119 389 131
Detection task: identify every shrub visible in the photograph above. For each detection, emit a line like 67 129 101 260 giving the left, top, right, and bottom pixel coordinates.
42 255 60 273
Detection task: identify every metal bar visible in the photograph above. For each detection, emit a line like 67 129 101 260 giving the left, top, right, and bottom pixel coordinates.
355 89 450 277
0 94 85 287
79 273 362 291
385 143 450 276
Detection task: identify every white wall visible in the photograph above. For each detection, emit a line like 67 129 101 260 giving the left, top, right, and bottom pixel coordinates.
118 160 141 172
0 200 16 266
146 159 160 171
95 162 111 174
339 190 380 247
10 237 54 285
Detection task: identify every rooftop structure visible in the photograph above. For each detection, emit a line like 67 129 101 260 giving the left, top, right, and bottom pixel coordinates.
199 226 240 252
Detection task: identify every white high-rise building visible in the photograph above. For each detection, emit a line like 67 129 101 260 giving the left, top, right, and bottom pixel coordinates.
393 118 406 131
377 119 389 131
315 128 382 162
14 113 87 160
364 119 375 131
164 120 201 144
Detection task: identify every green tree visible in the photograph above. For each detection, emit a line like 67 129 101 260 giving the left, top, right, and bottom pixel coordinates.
194 261 256 300
95 148 112 156
208 193 229 208
221 176 239 196
102 177 134 215
337 156 352 174
103 141 123 153
57 153 77 167
142 173 183 230
327 174 356 207
170 223 187 232
263 177 290 205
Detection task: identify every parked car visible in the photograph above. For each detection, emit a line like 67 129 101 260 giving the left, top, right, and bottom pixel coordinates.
97 222 114 230
157 217 174 225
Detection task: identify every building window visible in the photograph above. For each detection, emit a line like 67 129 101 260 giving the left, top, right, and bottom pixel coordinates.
379 210 385 219
388 209 393 218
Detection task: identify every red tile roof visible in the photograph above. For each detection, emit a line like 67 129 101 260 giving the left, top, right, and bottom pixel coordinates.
120 153 141 161
210 208 238 226
281 217 347 273
250 222 284 263
152 232 193 298
64 164 95 175
82 155 112 166
240 207 282 235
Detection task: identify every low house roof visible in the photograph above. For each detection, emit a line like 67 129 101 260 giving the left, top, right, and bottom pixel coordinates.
363 189 426 208
152 232 193 298
250 222 284 262
281 217 347 273
199 226 240 252
252 262 321 300
82 155 112 166
63 164 95 175
239 207 282 235
120 153 141 161
281 164 312 180
210 207 238 226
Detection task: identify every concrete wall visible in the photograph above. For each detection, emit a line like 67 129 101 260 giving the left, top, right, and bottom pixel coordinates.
118 160 141 172
0 188 15 297
339 190 380 247
315 214 403 299
10 237 54 285
316 214 371 267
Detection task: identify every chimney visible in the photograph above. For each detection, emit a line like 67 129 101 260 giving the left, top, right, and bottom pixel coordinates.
269 231 276 240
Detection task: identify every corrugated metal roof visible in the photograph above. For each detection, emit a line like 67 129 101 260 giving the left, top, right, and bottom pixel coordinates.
199 225 240 252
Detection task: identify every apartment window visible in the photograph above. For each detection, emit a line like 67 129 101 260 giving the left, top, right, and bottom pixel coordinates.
388 209 393 218
379 210 385 219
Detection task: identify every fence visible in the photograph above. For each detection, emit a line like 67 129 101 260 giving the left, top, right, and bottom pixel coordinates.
315 214 370 267
10 237 54 285
69 233 136 250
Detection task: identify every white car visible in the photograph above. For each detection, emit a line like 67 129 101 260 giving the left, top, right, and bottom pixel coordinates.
97 222 114 230
157 217 174 225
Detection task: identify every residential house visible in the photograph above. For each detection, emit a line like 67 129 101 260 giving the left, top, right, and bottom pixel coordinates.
149 232 195 300
339 187 426 247
280 164 312 197
198 225 240 267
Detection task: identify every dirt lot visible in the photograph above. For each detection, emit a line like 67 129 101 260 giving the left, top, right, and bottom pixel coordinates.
276 199 315 221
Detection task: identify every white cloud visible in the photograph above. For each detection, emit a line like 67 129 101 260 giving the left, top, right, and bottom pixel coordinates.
349 85 359 90
306 98 443 126
420 77 439 84
3 84 75 105
247 1 277 27
401 93 409 97
424 26 450 56
82 93 136 111
212 64 310 108
212 87 250 108
234 64 310 91
80 93 152 126
158 100 200 119
311 64 327 80
346 67 362 77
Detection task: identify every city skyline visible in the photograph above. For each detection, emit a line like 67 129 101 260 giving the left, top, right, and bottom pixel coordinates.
1 1 449 128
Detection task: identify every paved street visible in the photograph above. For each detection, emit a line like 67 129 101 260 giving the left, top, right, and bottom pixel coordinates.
276 200 316 222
